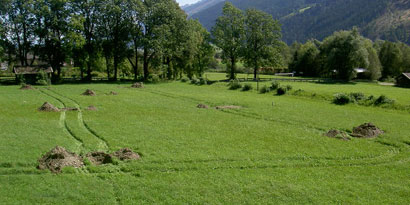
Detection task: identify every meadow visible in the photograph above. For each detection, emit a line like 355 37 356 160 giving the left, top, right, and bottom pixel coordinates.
0 79 409 204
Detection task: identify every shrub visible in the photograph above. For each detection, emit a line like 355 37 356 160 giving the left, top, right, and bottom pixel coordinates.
333 93 351 105
270 81 280 90
259 85 270 94
241 83 253 91
36 70 51 85
285 85 293 91
180 77 189 83
349 92 366 102
228 79 242 90
374 95 395 106
191 78 199 84
148 74 160 83
197 77 207 85
276 87 287 95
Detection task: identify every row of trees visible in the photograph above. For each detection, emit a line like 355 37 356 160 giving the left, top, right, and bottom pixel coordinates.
289 29 410 80
0 0 214 81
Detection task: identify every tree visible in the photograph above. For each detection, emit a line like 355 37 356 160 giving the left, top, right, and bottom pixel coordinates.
243 9 281 79
126 0 144 80
379 41 403 78
289 40 321 77
320 29 369 80
212 2 244 80
364 40 381 80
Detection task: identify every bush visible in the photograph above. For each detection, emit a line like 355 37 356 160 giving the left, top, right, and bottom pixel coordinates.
228 79 242 90
349 92 366 102
374 95 395 106
36 70 51 85
285 85 293 91
276 87 287 95
259 85 270 94
270 81 280 90
197 77 207 85
333 93 351 105
148 74 160 83
180 77 189 83
191 78 199 84
241 83 253 91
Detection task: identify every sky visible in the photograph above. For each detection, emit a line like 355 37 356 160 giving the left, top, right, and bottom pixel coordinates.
176 0 201 6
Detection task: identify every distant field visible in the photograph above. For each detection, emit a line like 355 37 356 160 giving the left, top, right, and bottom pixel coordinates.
0 81 409 203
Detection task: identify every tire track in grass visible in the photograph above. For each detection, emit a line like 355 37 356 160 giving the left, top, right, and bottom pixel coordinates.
46 88 110 150
38 89 84 153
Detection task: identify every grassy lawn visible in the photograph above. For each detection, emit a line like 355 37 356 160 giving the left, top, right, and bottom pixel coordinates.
0 81 409 203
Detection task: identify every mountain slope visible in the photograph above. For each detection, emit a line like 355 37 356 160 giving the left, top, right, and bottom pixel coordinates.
186 0 410 44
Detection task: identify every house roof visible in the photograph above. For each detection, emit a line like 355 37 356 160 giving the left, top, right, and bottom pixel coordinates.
13 66 53 74
403 73 410 80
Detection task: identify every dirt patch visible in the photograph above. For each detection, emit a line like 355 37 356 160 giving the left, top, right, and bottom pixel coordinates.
37 146 84 173
325 130 350 141
197 104 209 109
86 105 97 111
61 107 78 111
113 148 140 161
38 102 60 112
20 84 35 90
85 152 113 165
131 82 144 88
108 91 118 95
82 89 96 96
351 123 384 138
215 105 241 110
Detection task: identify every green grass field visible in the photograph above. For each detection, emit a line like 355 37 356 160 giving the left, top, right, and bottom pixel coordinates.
0 80 409 204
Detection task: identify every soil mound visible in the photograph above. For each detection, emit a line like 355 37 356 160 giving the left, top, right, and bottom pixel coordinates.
131 82 144 88
351 123 384 138
86 105 97 111
197 104 209 109
37 146 84 173
82 89 96 96
85 152 113 165
113 148 140 161
215 105 241 110
38 102 60 112
20 84 34 90
325 130 350 141
109 91 118 95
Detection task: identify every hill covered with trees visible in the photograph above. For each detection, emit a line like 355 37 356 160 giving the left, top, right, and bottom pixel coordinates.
188 0 410 44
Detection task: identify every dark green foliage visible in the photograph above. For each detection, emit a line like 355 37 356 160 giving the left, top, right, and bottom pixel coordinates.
349 92 366 102
333 93 351 105
241 83 252 91
180 77 189 83
191 78 199 85
276 87 287 95
270 81 280 90
197 77 207 85
228 79 242 90
285 85 293 91
374 95 395 106
36 70 50 86
259 85 270 94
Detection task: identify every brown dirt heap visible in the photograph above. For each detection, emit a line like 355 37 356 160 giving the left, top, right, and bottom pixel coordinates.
131 82 144 88
197 104 209 109
37 146 84 173
109 91 118 95
86 105 97 111
351 123 384 138
215 105 241 110
325 130 350 141
82 89 96 96
20 84 34 90
113 148 140 161
38 102 60 112
85 152 113 165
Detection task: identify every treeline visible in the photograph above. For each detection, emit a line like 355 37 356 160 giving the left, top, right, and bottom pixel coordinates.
289 29 410 80
0 0 214 81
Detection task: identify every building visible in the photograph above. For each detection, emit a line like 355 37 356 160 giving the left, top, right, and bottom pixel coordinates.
13 66 53 84
396 73 410 88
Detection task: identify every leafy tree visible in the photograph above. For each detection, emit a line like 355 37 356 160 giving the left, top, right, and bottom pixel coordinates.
243 8 281 79
191 20 214 77
126 0 144 80
320 29 369 80
212 2 244 80
379 41 403 78
364 40 381 80
289 40 320 77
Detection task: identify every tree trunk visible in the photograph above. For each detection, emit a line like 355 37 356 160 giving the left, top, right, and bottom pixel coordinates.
105 55 110 79
166 57 172 79
143 47 149 80
253 58 258 80
230 56 236 80
113 55 118 81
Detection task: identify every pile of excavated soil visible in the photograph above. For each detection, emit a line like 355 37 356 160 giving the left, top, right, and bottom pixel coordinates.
85 152 113 165
109 91 118 95
20 84 34 90
197 104 209 109
113 148 140 161
86 105 97 111
37 146 84 173
351 123 384 138
82 89 96 96
131 82 144 88
325 130 350 141
215 105 241 110
38 102 60 112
